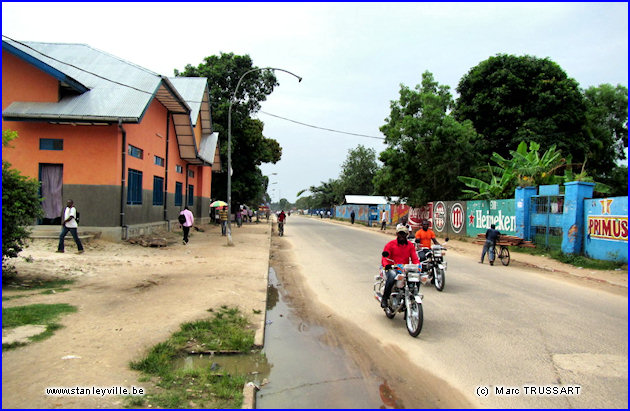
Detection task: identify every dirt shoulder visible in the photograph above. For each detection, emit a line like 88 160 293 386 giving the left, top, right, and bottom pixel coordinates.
316 216 628 294
2 222 271 409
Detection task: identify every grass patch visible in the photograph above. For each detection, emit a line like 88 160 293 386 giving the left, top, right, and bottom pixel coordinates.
4 278 75 290
2 294 29 302
511 246 625 270
127 306 256 409
2 303 77 350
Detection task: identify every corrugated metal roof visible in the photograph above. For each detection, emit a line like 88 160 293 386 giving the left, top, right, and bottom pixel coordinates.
198 132 220 167
2 36 219 166
344 195 401 205
2 36 189 122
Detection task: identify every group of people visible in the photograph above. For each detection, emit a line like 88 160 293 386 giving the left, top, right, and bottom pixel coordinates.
379 219 441 308
379 218 501 309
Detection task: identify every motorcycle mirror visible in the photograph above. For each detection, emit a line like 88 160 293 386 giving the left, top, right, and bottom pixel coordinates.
382 251 390 257
445 237 449 242
414 239 420 243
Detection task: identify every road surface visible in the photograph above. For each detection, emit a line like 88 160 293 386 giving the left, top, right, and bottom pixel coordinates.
274 216 628 408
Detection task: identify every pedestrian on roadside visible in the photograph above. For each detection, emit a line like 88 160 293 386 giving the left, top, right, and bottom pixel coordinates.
248 208 253 223
236 207 243 228
380 209 388 230
179 206 194 245
350 209 356 224
480 224 501 265
219 206 229 236
57 199 84 254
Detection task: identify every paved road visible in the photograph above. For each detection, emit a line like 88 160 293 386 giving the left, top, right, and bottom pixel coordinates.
281 216 628 408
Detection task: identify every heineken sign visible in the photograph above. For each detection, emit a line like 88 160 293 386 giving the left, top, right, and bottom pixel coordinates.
466 200 517 236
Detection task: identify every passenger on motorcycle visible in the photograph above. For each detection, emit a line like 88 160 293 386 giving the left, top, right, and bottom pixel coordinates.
414 219 441 261
381 224 420 308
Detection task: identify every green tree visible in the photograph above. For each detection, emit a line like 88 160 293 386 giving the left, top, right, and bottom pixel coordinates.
2 130 43 262
375 71 480 206
175 53 282 208
455 54 588 168
278 198 291 210
583 83 628 175
596 165 628 197
306 179 343 209
338 145 380 196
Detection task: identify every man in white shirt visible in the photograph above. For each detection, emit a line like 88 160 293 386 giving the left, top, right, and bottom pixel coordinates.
57 199 84 254
381 210 388 230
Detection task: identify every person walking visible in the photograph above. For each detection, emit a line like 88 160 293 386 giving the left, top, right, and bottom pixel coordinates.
219 206 229 236
480 224 501 265
57 199 84 254
380 209 388 230
179 206 194 245
350 209 356 224
236 207 243 228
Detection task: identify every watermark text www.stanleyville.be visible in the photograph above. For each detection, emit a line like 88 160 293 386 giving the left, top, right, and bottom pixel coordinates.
45 386 145 397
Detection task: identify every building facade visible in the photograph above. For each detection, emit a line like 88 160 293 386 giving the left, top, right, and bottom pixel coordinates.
2 37 221 239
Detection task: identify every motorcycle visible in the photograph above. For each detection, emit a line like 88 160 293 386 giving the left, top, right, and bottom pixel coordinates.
415 238 448 292
374 251 428 337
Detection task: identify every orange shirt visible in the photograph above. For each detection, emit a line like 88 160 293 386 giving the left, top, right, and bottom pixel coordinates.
414 228 436 248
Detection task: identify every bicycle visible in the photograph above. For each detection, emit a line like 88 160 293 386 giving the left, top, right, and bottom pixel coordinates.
278 221 284 236
491 244 510 266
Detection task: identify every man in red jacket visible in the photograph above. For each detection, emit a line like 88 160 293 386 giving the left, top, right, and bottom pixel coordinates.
380 224 420 308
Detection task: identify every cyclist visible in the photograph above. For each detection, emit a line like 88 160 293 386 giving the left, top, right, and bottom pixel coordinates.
480 224 501 265
277 210 286 235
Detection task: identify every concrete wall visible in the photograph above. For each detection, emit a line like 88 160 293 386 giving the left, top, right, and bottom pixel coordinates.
584 196 628 263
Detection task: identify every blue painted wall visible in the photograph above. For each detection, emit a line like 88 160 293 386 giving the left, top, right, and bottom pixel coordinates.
584 196 628 263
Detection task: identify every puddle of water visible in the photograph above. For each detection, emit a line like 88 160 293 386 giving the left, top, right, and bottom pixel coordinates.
257 267 401 409
175 353 271 386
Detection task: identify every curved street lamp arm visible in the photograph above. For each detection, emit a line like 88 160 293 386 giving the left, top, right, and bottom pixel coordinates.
226 67 302 246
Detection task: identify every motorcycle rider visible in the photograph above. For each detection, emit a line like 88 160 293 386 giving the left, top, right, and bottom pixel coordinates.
414 219 441 261
380 224 420 308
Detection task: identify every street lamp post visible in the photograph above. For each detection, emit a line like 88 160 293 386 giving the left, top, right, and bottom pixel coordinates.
227 68 302 245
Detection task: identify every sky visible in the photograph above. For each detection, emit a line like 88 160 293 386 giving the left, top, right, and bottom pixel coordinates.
2 2 628 203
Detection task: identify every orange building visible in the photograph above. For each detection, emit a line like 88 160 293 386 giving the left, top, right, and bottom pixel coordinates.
2 36 221 239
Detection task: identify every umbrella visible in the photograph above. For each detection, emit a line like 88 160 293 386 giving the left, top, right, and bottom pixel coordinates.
210 200 228 208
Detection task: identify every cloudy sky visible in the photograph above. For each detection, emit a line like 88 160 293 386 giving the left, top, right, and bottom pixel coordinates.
3 2 628 202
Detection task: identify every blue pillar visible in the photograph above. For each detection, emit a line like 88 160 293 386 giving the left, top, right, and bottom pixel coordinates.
561 181 595 254
515 186 537 239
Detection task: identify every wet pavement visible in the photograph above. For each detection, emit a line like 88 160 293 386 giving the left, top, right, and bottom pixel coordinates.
256 268 402 408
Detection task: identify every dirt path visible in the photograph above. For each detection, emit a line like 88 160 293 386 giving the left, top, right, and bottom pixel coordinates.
2 222 272 409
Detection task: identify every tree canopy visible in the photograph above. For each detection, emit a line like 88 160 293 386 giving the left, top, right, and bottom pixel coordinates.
582 83 628 175
375 71 480 207
175 53 282 208
338 145 379 196
454 54 588 169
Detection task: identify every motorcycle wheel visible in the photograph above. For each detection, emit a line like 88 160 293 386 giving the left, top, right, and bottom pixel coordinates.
384 305 396 319
405 300 423 337
434 268 445 292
